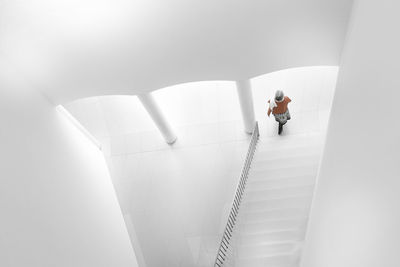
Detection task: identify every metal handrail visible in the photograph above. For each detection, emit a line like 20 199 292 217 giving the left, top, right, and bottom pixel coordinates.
214 122 260 267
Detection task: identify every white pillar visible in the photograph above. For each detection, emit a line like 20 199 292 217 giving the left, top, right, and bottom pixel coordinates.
236 79 256 134
137 93 177 144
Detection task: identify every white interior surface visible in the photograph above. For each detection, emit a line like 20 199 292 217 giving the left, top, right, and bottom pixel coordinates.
66 66 338 267
253 66 338 138
0 62 138 266
0 0 352 104
301 1 400 267
218 132 326 267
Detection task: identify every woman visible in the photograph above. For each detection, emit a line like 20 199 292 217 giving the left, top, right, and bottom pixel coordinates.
267 90 291 135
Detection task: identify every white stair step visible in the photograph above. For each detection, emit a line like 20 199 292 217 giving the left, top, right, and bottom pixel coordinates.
240 207 310 222
235 252 300 267
249 165 319 181
238 218 308 234
237 241 299 259
239 228 305 246
247 171 317 184
255 145 322 161
252 154 320 171
242 195 312 212
257 135 324 151
250 158 319 172
258 131 323 142
243 185 315 202
246 175 316 191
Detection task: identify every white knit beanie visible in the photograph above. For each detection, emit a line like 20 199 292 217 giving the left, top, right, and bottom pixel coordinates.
275 90 284 102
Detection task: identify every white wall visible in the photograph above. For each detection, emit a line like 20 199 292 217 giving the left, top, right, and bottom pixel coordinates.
301 1 400 267
65 66 338 267
67 81 251 267
0 62 138 266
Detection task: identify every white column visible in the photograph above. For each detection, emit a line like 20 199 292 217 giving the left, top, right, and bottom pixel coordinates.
236 79 256 134
137 93 177 144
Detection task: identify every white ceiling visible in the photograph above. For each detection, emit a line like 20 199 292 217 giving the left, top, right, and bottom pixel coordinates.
0 0 352 104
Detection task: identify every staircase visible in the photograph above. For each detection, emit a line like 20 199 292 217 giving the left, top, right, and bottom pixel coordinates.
218 132 324 267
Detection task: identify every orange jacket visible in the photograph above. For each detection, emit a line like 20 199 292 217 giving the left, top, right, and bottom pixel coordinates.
268 96 291 116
